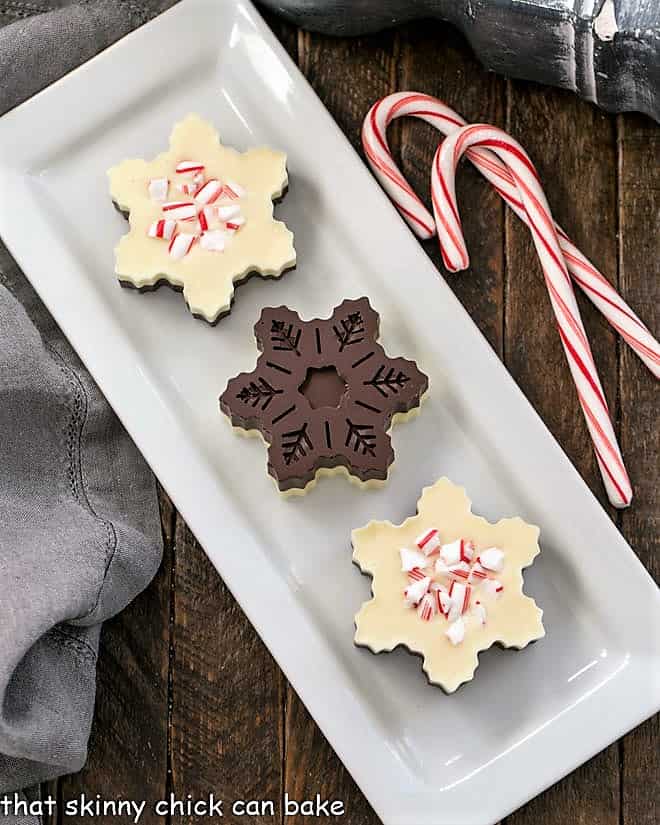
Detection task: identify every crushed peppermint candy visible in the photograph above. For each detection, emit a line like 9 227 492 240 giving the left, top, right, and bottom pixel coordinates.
446 560 471 579
146 166 247 258
226 216 246 232
194 179 224 205
439 538 474 566
407 566 428 583
468 562 488 582
162 201 197 221
404 576 431 607
481 579 503 598
417 592 436 621
148 219 176 240
415 528 441 556
446 618 465 646
177 182 202 195
175 160 205 175
448 580 471 615
168 232 196 260
224 180 246 199
400 547 428 572
216 204 241 221
148 178 168 202
478 548 505 572
400 528 506 644
436 588 452 617
473 601 487 625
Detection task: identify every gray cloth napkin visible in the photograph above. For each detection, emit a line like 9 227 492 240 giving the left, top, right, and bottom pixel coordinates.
0 2 176 821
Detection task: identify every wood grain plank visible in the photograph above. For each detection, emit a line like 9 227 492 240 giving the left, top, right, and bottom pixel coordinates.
296 26 400 154
169 518 284 825
58 485 173 824
280 22 401 825
503 82 621 825
41 780 58 825
398 20 506 355
283 697 378 825
617 111 660 825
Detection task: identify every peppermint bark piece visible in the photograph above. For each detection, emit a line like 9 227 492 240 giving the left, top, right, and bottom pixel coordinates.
108 114 295 323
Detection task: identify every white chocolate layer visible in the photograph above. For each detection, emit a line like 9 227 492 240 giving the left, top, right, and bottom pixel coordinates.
353 478 544 692
108 114 296 323
226 391 427 497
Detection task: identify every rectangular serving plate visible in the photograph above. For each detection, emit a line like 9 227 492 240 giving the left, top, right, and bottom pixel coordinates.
0 2 658 823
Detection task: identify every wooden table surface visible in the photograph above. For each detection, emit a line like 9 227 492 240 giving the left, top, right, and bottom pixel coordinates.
53 10 658 825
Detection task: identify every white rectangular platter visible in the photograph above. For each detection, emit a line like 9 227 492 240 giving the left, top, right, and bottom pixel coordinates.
0 1 658 823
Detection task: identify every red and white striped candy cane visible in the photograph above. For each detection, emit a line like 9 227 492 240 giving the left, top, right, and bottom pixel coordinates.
361 92 660 378
432 124 632 507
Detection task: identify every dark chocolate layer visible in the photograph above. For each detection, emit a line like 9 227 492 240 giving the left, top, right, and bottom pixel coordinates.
219 297 428 491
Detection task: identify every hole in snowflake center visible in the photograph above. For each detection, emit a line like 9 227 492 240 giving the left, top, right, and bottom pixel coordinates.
299 367 347 410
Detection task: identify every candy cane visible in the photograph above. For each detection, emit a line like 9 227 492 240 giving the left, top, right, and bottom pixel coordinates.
433 124 631 507
362 92 660 378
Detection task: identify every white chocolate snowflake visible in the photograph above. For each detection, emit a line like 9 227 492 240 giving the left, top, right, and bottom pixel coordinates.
108 114 296 323
353 478 544 692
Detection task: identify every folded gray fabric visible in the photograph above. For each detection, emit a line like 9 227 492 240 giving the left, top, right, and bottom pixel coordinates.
0 1 174 115
0 2 174 821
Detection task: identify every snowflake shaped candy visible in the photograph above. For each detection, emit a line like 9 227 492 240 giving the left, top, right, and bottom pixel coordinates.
108 114 296 323
219 297 428 493
353 478 544 692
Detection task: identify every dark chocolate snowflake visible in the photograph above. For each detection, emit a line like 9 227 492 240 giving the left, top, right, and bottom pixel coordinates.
219 298 428 492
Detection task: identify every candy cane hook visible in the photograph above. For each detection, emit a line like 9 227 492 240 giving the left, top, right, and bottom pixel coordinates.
432 124 632 508
361 92 660 378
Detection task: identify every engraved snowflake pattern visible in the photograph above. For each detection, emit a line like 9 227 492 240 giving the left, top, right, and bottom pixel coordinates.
353 478 545 692
108 114 296 323
219 298 428 493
